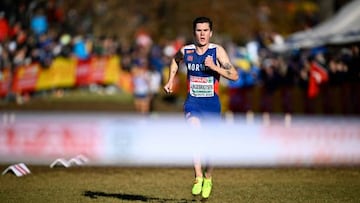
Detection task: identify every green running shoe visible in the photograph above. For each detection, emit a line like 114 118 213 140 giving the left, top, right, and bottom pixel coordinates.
202 177 212 199
191 177 203 196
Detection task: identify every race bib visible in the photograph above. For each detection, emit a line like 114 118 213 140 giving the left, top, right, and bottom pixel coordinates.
189 76 214 97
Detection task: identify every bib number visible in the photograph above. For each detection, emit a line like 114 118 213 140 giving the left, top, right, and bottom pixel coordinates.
189 76 214 97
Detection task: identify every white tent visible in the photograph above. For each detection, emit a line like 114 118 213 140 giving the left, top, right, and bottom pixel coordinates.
270 0 360 52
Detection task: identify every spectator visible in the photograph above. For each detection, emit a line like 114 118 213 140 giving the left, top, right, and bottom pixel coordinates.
131 58 151 115
259 57 280 113
72 35 89 60
30 8 48 36
0 12 9 42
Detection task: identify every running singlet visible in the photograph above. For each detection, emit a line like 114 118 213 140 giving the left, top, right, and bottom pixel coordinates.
183 43 221 117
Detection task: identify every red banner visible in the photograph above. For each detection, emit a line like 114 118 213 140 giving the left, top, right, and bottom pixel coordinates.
90 57 107 84
12 63 40 94
0 55 126 97
75 58 92 86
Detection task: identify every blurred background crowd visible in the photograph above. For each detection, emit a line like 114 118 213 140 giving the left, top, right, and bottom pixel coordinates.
0 0 359 115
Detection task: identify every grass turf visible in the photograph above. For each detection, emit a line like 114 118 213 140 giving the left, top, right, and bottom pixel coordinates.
1 166 360 203
0 89 183 112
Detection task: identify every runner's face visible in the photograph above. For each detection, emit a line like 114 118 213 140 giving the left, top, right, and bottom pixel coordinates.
194 23 212 47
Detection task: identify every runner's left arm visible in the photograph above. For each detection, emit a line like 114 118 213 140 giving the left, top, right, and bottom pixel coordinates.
204 45 239 81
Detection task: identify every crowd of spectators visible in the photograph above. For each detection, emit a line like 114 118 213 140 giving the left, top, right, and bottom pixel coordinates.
226 40 360 115
0 0 121 71
0 0 359 115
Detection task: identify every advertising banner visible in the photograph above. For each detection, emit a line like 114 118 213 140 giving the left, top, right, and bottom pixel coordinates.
0 68 11 97
12 63 40 94
104 56 120 84
49 57 76 88
0 115 102 164
75 58 92 86
90 57 107 84
1 113 359 167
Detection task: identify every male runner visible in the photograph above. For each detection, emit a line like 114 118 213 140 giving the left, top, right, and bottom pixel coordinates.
164 16 239 199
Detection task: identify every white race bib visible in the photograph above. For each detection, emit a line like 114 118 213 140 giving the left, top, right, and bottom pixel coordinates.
189 76 214 97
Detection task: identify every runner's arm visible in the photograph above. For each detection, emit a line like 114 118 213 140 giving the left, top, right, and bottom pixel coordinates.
164 49 183 93
204 45 238 81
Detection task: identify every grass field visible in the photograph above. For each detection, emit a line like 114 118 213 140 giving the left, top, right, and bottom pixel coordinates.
1 165 360 203
0 89 183 112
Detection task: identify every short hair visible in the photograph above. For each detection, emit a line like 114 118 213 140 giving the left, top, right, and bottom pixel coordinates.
192 16 213 32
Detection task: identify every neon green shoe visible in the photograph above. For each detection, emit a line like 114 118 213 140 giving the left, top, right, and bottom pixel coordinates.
191 177 203 196
202 177 212 199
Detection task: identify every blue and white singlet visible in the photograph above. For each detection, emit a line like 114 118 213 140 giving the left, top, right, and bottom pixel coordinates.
183 43 221 119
